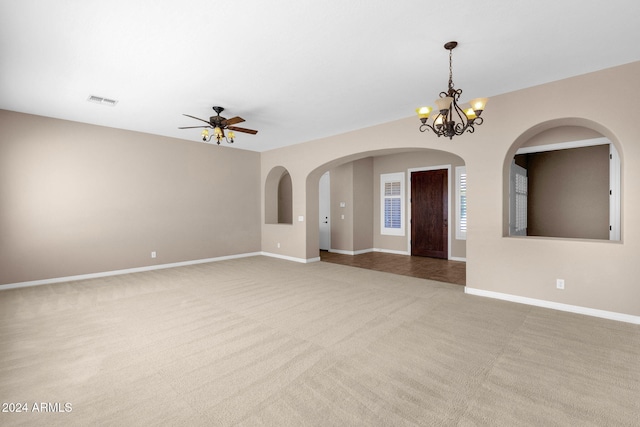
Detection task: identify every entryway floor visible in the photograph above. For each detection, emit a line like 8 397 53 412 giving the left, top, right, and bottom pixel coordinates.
319 251 466 286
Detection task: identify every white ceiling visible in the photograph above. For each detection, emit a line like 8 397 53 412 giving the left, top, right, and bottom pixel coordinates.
1 0 639 152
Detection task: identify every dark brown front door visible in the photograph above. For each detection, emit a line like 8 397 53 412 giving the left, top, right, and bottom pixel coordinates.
411 169 448 259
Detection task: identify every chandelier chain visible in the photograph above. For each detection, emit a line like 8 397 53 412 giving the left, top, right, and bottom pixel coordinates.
448 48 454 90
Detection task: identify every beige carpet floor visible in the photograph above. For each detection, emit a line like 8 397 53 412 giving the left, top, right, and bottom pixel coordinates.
0 256 638 426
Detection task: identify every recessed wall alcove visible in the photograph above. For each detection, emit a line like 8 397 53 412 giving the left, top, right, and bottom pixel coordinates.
265 166 293 224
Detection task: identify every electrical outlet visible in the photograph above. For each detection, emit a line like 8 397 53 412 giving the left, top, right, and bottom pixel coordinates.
556 279 565 290
151 251 157 259
277 243 281 248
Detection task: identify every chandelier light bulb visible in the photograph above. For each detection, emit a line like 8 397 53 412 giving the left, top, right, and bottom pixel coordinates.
464 108 477 120
416 106 432 119
469 98 488 112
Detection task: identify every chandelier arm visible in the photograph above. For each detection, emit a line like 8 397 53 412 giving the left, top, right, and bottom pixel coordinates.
419 122 439 134
451 96 466 128
202 134 235 145
420 121 447 138
458 116 484 136
454 122 467 136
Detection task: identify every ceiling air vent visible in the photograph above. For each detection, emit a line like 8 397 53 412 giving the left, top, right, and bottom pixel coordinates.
87 95 118 106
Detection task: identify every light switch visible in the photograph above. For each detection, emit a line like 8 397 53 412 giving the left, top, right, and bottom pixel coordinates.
298 216 304 222
340 202 346 208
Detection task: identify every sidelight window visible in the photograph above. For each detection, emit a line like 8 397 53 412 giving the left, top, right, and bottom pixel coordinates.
455 166 467 240
381 172 405 236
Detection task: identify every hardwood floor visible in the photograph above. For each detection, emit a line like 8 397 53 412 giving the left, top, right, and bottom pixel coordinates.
319 251 466 286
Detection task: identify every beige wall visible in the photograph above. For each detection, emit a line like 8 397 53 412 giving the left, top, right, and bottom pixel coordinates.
518 144 609 239
522 126 602 148
329 163 354 251
328 158 373 253
352 158 374 251
261 61 640 317
0 110 261 285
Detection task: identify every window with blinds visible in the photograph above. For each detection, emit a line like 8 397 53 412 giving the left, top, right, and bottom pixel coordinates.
456 166 467 239
381 172 405 236
384 182 401 229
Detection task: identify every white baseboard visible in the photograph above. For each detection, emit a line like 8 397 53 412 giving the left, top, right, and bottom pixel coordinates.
0 252 263 291
465 287 640 325
328 248 465 261
373 248 411 256
328 249 354 255
329 248 374 256
261 252 319 263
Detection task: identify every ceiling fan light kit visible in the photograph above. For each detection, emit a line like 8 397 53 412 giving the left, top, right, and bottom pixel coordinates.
179 106 258 145
416 41 488 140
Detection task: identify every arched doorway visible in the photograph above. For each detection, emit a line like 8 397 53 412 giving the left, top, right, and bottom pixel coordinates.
306 149 467 285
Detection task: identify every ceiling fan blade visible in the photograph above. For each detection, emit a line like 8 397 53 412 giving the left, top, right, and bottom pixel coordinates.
178 125 211 129
225 116 245 126
228 126 258 135
183 114 211 125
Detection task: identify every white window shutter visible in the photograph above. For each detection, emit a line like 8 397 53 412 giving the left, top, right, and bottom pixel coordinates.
381 173 405 236
456 166 467 239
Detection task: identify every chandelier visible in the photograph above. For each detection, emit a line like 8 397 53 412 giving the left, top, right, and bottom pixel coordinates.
416 41 488 139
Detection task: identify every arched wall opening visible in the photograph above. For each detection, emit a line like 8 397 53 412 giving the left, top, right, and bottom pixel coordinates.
502 118 623 241
305 148 467 260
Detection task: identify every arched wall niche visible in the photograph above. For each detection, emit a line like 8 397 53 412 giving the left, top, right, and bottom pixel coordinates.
265 166 293 224
277 172 293 224
501 117 623 239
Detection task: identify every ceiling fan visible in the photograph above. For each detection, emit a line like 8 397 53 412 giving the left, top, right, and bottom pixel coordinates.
179 106 258 144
